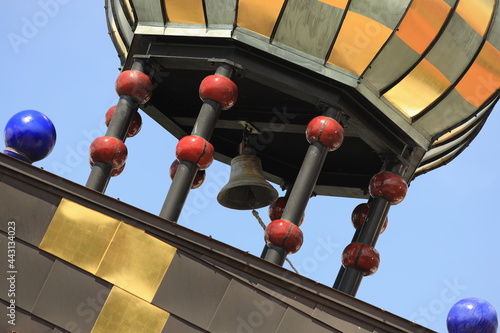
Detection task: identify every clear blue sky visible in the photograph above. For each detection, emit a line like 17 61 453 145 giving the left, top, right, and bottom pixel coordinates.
1 3 499 332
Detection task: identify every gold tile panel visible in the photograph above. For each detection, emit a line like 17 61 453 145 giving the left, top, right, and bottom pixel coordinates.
396 0 451 54
318 0 348 8
96 223 176 302
91 287 169 333
40 199 177 302
456 0 495 36
383 58 452 118
237 0 285 37
39 199 121 274
328 11 392 75
164 0 206 25
455 41 500 107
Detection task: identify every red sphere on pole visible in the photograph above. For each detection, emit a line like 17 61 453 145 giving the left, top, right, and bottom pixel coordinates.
115 70 153 104
351 203 388 234
111 163 125 177
89 136 127 169
199 74 238 110
175 135 214 170
105 105 143 138
369 171 408 205
169 159 206 189
342 242 380 276
305 116 344 151
268 197 305 226
264 219 303 254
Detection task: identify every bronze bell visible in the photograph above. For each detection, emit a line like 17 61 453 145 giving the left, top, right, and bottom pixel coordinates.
217 154 278 210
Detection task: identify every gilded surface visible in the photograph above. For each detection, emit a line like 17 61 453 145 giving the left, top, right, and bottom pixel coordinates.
456 0 495 36
456 42 500 107
39 199 120 274
96 223 177 302
237 0 285 37
328 11 392 75
383 59 451 118
40 199 177 302
91 287 169 333
396 0 451 54
164 0 205 24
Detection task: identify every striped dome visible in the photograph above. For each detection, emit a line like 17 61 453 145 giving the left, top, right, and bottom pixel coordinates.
106 0 499 175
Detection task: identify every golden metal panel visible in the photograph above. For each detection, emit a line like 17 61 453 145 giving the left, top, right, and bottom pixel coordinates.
96 223 176 302
237 0 285 37
455 41 500 107
164 0 205 25
328 11 392 75
383 59 451 118
39 199 120 274
91 287 169 333
319 0 348 8
456 0 495 36
396 0 451 54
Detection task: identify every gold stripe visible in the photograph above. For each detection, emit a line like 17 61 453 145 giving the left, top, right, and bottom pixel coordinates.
39 199 121 274
40 199 177 303
96 223 176 302
455 41 500 107
456 0 495 36
383 59 451 118
164 0 206 25
91 287 169 333
396 0 451 54
328 11 392 75
318 0 348 8
237 0 285 37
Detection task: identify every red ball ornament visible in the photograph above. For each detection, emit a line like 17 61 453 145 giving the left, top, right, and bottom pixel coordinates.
169 159 206 189
89 158 125 177
369 171 408 205
175 135 214 169
105 105 143 138
199 75 238 110
305 116 344 151
89 136 127 169
351 203 388 234
342 242 380 276
268 197 305 226
111 163 125 177
264 219 303 254
115 70 153 104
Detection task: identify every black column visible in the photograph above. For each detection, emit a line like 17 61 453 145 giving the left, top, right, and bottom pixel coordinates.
264 107 341 265
159 64 235 223
86 60 146 192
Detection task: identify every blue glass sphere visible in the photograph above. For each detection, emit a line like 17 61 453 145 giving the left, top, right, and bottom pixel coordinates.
3 110 56 163
447 298 498 333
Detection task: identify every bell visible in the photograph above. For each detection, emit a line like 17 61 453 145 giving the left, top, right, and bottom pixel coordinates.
217 154 278 210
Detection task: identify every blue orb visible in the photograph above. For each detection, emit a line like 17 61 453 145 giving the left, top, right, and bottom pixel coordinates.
3 110 56 163
447 298 498 333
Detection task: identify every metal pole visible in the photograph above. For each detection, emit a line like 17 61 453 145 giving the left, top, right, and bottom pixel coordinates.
335 163 405 296
86 60 145 192
159 64 235 223
335 197 390 295
332 227 361 289
264 106 341 265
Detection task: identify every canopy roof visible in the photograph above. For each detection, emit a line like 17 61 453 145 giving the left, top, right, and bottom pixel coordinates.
106 0 499 195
